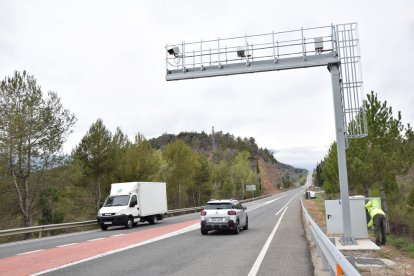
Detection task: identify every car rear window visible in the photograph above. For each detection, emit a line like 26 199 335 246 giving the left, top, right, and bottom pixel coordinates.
205 203 233 209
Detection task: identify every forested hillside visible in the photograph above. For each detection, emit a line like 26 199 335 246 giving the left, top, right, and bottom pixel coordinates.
150 131 307 196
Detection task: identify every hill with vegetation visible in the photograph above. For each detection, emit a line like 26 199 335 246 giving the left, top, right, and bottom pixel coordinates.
150 131 307 194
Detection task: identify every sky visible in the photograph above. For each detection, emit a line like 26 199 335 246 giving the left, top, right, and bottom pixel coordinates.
0 1 413 171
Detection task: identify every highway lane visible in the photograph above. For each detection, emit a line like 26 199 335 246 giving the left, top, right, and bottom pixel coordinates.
0 177 313 275
37 185 312 276
0 212 200 259
0 190 289 259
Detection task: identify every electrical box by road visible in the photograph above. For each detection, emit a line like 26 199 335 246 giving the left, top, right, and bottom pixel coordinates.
325 196 371 239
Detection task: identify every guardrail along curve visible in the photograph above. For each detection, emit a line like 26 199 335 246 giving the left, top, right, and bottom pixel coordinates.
301 198 360 276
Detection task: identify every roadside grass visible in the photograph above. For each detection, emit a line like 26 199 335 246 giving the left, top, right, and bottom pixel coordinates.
388 235 414 258
306 190 414 259
303 192 326 228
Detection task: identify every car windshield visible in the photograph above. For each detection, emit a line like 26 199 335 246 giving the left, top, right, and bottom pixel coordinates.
205 203 233 210
103 195 130 207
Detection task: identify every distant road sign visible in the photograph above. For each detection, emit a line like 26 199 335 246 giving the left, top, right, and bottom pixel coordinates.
246 185 256 192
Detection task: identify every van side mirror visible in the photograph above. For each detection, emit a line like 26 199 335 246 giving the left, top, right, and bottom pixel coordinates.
129 201 137 207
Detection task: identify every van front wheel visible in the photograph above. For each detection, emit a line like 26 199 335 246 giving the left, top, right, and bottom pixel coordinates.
126 217 133 229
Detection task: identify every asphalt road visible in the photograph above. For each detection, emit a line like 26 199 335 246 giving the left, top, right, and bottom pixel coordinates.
0 182 313 275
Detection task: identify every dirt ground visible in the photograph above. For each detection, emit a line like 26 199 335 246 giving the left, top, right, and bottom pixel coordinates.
303 199 414 275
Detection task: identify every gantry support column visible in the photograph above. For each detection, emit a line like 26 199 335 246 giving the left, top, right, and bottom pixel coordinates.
329 63 355 245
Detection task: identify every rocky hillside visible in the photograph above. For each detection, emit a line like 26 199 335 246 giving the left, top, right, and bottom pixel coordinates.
150 131 307 194
258 159 281 194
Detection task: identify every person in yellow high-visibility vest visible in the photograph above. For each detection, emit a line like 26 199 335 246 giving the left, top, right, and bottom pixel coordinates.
365 200 386 246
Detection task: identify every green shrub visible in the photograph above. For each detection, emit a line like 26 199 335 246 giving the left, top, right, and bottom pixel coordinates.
388 235 414 258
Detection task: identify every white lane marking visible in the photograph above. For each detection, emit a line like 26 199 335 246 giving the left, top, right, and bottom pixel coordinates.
247 195 287 212
33 223 200 275
275 206 285 217
56 243 78 248
111 234 125 237
275 193 298 216
17 249 44 255
87 238 105 242
248 206 288 276
264 195 287 205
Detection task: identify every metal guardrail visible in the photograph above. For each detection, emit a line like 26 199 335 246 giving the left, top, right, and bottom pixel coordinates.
166 207 204 215
0 194 272 239
0 220 97 239
301 198 360 276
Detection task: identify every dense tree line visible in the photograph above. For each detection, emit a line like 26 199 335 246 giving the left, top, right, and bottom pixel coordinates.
72 122 262 211
314 91 414 240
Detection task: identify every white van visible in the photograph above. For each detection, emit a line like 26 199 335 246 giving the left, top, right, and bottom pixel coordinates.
97 182 167 230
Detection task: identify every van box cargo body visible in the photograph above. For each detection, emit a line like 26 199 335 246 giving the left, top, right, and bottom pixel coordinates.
97 182 167 230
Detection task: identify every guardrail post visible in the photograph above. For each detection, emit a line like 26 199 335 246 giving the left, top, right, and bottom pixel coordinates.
39 231 42 238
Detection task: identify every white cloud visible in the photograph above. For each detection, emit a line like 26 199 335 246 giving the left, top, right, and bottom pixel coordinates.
1 0 414 169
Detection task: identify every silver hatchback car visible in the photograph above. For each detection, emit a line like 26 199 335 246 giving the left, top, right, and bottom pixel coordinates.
200 199 248 235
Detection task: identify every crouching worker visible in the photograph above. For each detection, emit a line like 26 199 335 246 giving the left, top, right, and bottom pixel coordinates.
365 200 386 246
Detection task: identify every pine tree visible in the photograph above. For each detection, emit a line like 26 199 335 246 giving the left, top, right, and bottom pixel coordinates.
0 71 76 227
72 119 112 212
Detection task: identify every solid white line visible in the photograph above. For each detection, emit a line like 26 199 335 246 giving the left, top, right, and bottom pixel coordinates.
248 207 288 276
87 238 105 242
275 192 299 216
17 249 44 255
33 223 200 275
56 243 78 248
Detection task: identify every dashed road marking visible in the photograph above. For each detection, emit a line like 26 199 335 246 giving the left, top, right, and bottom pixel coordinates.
275 193 298 216
56 243 78 248
17 249 44 256
247 195 287 212
87 238 105 242
33 222 199 275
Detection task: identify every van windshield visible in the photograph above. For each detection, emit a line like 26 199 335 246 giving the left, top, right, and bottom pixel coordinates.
103 195 130 207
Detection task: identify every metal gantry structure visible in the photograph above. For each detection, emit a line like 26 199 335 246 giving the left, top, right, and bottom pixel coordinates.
165 23 367 245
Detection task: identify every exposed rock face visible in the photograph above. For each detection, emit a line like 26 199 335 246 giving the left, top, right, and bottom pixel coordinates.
258 159 283 194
